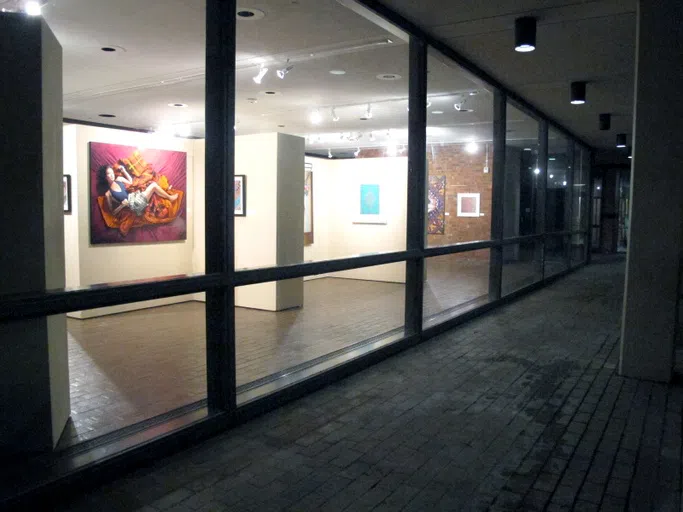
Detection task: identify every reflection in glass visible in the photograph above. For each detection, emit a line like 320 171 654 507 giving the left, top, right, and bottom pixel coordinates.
236 263 406 401
426 50 495 247
502 241 542 295
423 250 491 327
545 235 569 277
504 104 542 238
547 130 573 232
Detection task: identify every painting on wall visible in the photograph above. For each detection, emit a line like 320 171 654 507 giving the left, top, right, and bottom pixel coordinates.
354 183 386 224
427 175 446 234
63 175 72 214
234 175 246 217
89 142 187 245
304 166 313 245
457 192 481 217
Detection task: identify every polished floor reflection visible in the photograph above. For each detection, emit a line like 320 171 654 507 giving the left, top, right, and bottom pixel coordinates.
62 256 558 448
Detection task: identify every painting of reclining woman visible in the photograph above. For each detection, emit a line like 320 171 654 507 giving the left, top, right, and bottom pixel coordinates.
89 142 187 244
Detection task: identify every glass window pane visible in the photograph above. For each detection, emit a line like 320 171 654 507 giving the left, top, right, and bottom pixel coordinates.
423 250 491 328
64 298 206 447
591 177 602 250
235 3 409 269
502 240 543 295
547 130 573 232
572 146 589 232
505 104 542 238
426 50 495 247
571 234 587 267
544 235 569 277
236 263 406 402
45 2 207 286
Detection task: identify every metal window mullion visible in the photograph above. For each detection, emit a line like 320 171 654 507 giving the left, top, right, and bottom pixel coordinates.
586 151 595 264
205 0 236 412
538 120 548 279
488 90 506 301
565 141 575 268
404 36 428 336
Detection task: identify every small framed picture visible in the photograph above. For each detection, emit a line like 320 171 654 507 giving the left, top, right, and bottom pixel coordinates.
457 192 480 217
234 175 246 216
63 175 72 214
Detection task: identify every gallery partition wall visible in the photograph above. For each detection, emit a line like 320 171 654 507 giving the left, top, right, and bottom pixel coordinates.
0 0 591 504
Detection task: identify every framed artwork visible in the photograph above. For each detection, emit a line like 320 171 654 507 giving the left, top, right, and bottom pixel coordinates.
234 175 246 216
63 175 72 214
427 175 446 234
457 192 481 217
354 183 386 224
304 166 313 245
89 142 187 244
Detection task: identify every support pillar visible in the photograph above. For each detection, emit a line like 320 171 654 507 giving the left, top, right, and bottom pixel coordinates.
620 0 683 382
0 14 68 452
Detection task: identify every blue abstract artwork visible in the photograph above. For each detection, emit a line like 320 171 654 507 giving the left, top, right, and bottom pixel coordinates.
360 184 380 215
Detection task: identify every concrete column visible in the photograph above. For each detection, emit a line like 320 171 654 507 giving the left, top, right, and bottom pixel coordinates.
0 14 69 452
620 0 683 382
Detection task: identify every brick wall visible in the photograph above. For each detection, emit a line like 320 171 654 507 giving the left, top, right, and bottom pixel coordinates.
358 143 492 247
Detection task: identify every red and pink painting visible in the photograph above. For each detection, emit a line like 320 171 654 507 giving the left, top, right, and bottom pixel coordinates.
89 142 187 244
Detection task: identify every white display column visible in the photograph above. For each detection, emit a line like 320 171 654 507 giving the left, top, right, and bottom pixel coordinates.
0 14 69 452
235 133 304 311
620 0 683 382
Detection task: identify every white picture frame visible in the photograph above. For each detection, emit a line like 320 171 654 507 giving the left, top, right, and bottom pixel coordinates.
457 193 480 217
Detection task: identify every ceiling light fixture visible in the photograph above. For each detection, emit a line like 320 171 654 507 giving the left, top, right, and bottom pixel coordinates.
627 146 633 159
465 141 479 154
276 60 293 79
426 100 432 108
25 1 42 16
550 174 554 178
236 8 265 20
514 17 537 53
369 132 376 142
253 64 269 84
616 133 627 148
524 148 532 151
534 168 541 175
570 81 587 105
354 147 361 158
331 108 339 122
563 181 567 186
432 110 444 115
168 103 188 108
310 109 322 125
599 113 611 131
328 149 333 159
329 70 346 75
98 114 116 118
365 104 373 119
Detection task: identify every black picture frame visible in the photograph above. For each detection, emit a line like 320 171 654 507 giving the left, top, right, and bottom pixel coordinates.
63 175 72 214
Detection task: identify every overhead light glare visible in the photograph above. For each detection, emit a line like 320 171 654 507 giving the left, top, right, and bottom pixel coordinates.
534 168 541 175
365 104 373 119
465 141 479 154
386 143 398 157
25 1 42 16
253 65 269 84
328 149 333 159
331 108 339 122
523 148 532 151
276 61 293 79
354 147 361 158
310 109 322 125
514 17 537 53
570 81 587 105
432 111 444 115
627 145 633 159
550 174 554 178
563 181 567 186
330 70 346 75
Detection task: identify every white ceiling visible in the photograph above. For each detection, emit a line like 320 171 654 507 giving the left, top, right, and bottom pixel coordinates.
41 0 636 159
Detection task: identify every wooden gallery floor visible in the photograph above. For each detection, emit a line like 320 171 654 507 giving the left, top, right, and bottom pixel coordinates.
61 257 545 448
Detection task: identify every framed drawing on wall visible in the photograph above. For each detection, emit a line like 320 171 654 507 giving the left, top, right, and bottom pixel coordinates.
89 142 187 244
457 192 481 217
353 183 387 224
304 166 313 245
234 175 246 216
63 175 72 214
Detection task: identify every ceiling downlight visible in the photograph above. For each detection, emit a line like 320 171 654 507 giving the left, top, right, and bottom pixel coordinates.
236 8 265 20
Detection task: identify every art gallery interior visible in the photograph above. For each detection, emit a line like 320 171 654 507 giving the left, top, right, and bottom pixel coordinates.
10 0 662 502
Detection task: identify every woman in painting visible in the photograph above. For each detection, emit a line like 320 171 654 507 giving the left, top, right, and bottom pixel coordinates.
100 163 178 217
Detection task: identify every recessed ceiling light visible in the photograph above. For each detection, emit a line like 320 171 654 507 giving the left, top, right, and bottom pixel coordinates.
236 7 265 19
432 111 444 115
98 114 116 118
101 47 117 52
468 91 479 96
25 1 42 16
523 148 532 151
247 98 258 104
330 70 346 75
168 103 188 108
376 73 402 81
262 91 279 95
278 124 285 128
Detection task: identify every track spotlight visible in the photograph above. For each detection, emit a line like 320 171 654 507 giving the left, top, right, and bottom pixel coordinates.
328 149 333 159
426 100 432 108
365 104 373 119
627 146 632 159
570 81 587 105
276 61 293 79
514 17 537 53
331 108 339 122
616 133 627 148
310 110 322 125
253 65 268 84
354 147 361 158
369 132 376 142
599 113 611 131
25 1 42 15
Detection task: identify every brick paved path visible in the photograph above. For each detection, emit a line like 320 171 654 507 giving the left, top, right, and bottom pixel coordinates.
56 258 683 511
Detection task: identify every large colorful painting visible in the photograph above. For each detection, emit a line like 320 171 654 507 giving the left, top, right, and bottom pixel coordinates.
234 175 246 216
304 166 313 245
89 142 187 244
427 175 446 234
